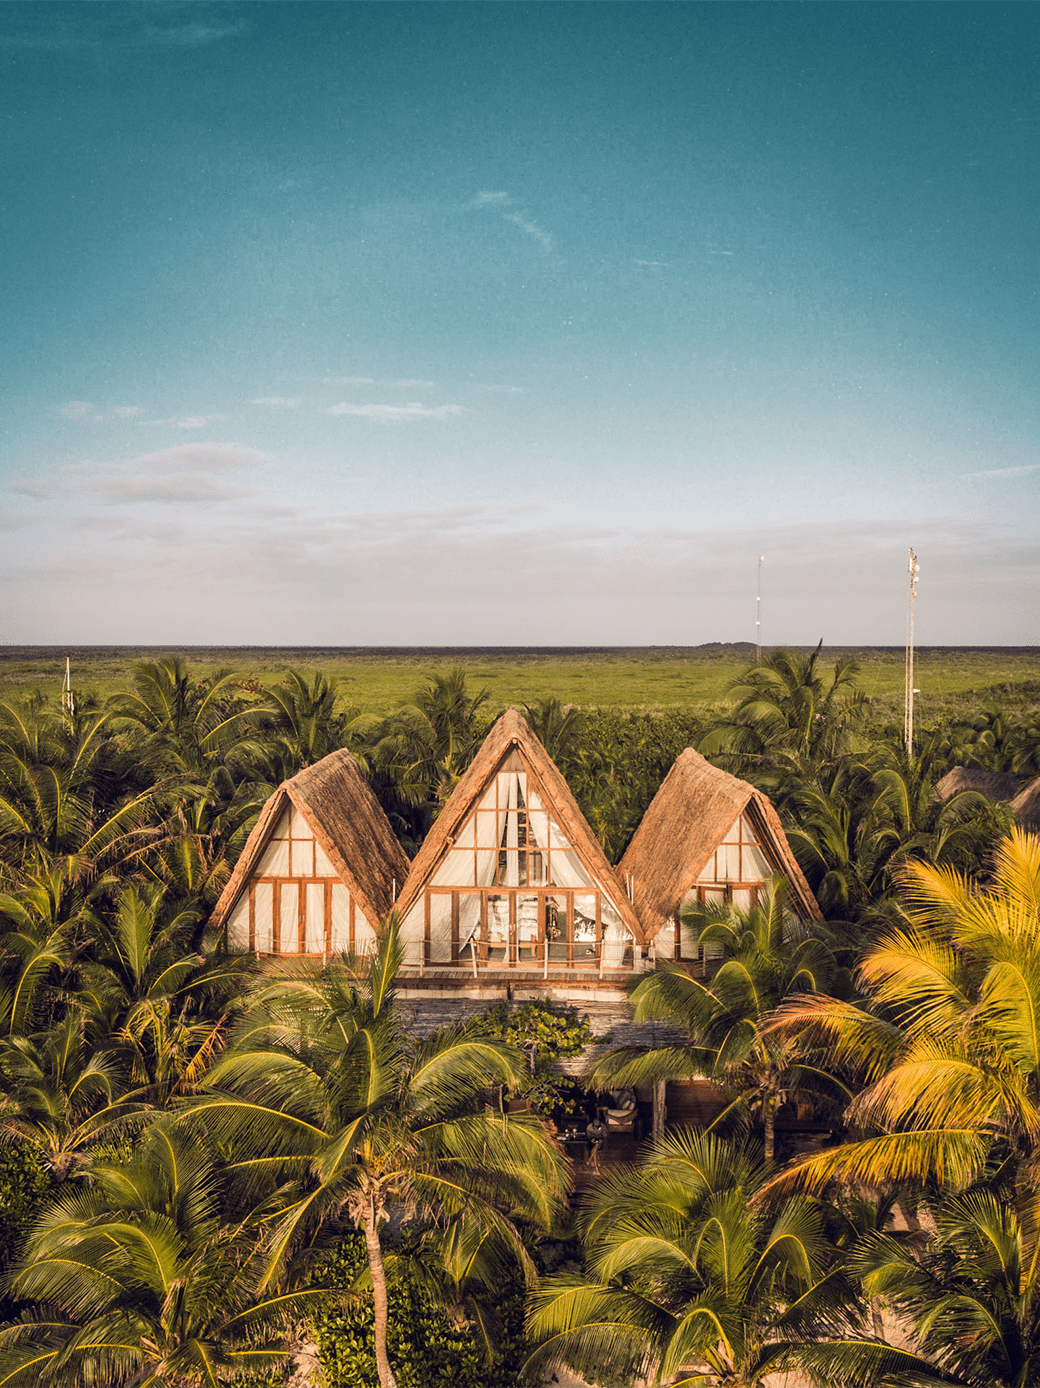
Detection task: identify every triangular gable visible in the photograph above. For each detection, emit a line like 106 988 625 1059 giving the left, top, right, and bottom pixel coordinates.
619 748 820 942
212 749 410 954
396 709 643 956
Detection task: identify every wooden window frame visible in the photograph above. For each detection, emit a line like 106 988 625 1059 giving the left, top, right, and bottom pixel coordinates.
246 878 360 959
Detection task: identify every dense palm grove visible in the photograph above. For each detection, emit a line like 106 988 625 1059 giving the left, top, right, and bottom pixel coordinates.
0 652 1039 1387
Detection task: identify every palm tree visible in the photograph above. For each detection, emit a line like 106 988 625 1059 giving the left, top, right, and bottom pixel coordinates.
256 669 357 775
369 669 490 815
591 889 845 1164
793 1183 1040 1388
699 644 867 791
527 1130 844 1388
192 921 566 1388
765 829 1040 1198
0 701 163 886
76 882 247 1105
0 1012 129 1180
0 1121 335 1386
107 658 260 776
522 697 583 769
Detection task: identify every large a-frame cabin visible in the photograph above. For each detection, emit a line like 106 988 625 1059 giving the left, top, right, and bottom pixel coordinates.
393 708 644 1002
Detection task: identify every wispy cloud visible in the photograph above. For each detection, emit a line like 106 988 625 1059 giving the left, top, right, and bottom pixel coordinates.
143 20 248 48
966 464 1039 480
61 401 101 422
327 402 462 424
322 376 433 389
252 397 299 409
10 444 264 506
1 10 246 50
635 259 670 267
61 401 145 423
478 384 527 395
472 191 553 253
142 415 224 430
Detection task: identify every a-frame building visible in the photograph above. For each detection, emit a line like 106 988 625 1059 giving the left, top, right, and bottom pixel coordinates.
618 748 820 970
212 750 410 958
394 709 644 995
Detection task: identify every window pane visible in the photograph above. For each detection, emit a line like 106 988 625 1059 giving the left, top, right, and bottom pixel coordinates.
257 838 290 875
718 844 741 880
516 895 540 961
546 895 568 962
458 895 482 961
291 839 314 877
429 894 453 964
254 883 273 953
400 902 423 967
331 884 351 952
742 842 771 879
354 914 376 954
305 884 325 953
432 848 476 887
226 894 250 951
314 840 337 876
279 884 299 953
486 896 509 963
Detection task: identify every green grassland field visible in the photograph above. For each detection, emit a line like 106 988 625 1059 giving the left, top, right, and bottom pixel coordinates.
2 646 1039 729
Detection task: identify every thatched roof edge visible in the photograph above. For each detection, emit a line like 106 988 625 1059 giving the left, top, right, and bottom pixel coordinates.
1012 777 1040 834
936 766 1021 803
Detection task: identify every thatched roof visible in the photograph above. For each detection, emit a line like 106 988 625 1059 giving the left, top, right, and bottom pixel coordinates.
1013 778 1040 835
395 708 645 943
211 750 410 931
936 766 1020 803
618 748 820 941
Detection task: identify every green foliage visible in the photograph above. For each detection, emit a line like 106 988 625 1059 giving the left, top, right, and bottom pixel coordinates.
0 1143 50 1267
313 1234 530 1388
468 1001 595 1117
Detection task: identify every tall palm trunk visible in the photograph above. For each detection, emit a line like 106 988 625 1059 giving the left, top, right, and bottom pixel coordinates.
763 1094 776 1167
362 1191 398 1388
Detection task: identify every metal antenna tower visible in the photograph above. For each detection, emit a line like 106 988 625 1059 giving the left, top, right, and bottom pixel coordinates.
904 549 919 757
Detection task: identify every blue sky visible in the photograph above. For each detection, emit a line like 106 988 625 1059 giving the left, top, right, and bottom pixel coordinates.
2 1 1037 646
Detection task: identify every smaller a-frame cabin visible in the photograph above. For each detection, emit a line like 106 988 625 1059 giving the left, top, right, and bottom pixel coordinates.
395 709 643 993
618 749 819 970
212 750 410 958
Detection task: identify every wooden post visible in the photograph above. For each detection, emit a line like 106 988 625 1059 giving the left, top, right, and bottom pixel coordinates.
652 1080 666 1142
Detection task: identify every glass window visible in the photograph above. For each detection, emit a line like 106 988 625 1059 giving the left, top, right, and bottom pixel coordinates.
279 884 299 953
516 895 540 961
314 840 337 876
428 894 453 964
305 883 325 953
257 837 290 875
226 894 250 951
290 839 314 876
354 914 376 954
331 884 351 952
254 883 274 953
